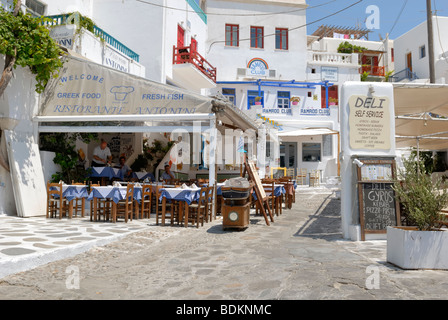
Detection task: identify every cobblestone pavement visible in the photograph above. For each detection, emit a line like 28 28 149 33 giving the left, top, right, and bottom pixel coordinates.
1 189 448 300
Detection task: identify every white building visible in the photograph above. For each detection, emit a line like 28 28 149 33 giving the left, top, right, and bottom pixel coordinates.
205 0 341 181
393 15 448 83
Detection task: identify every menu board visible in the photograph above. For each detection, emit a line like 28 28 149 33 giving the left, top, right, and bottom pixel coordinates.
360 163 393 181
357 159 400 240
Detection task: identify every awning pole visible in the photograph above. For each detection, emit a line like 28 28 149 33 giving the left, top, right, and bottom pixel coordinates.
209 117 218 219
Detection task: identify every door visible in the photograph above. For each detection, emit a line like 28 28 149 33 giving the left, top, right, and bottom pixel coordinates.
279 142 297 170
190 37 197 53
406 52 412 72
177 25 185 48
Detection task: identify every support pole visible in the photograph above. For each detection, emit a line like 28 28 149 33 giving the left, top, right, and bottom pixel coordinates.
427 0 436 84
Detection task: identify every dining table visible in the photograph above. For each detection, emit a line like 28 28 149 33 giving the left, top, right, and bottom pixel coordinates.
50 184 89 218
89 166 124 183
87 185 142 222
131 171 155 181
158 186 202 227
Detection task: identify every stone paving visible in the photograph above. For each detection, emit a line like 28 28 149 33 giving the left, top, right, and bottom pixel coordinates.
0 187 448 300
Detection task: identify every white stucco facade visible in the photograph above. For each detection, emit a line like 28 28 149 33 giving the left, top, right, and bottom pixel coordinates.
394 16 448 83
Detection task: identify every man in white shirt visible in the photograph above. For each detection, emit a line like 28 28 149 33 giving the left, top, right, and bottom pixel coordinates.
92 139 112 167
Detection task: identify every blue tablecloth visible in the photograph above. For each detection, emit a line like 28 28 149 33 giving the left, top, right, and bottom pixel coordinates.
158 188 201 205
252 185 285 200
89 167 123 180
88 186 142 204
131 172 155 181
50 185 89 202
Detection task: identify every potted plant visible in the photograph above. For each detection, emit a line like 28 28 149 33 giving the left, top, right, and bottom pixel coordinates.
328 97 338 106
254 96 262 105
290 96 301 106
387 156 448 269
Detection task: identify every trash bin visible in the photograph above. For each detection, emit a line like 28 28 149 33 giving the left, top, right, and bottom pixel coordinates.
221 178 252 230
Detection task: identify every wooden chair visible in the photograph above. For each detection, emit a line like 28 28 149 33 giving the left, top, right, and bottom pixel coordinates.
155 185 175 226
89 182 112 221
309 170 320 187
257 182 275 216
46 181 68 219
114 184 134 223
286 168 295 178
71 180 86 217
296 168 307 185
140 184 152 219
187 187 207 228
204 186 214 222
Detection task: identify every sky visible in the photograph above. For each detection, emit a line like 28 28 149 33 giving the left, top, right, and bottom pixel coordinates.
306 0 448 41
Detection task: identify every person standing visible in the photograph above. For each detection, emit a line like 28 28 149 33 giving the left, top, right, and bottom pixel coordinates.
92 139 112 167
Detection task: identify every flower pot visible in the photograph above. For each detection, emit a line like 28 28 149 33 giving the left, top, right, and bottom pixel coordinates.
329 102 336 106
254 101 262 105
291 101 299 106
387 226 448 269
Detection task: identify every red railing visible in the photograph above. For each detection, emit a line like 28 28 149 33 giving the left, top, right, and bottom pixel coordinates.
173 45 217 83
360 65 385 77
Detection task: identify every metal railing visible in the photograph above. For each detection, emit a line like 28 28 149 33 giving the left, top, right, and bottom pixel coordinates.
173 45 217 83
43 13 140 62
389 68 419 82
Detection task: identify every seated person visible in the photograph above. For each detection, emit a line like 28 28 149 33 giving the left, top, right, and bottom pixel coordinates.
116 156 132 180
161 164 174 181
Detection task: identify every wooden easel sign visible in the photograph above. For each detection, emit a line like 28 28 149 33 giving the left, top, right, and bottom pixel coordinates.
357 159 401 241
244 157 274 226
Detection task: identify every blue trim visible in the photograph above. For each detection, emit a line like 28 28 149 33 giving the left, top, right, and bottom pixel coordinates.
247 90 264 110
277 91 290 108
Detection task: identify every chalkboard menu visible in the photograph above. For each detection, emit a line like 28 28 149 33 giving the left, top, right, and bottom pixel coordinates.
357 159 400 240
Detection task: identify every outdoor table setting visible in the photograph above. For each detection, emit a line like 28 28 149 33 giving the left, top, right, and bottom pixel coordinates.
87 184 142 221
131 171 155 181
158 184 202 227
89 166 124 181
49 183 89 218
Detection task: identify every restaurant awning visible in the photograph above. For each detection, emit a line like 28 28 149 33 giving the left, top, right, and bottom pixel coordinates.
36 56 259 133
393 83 448 151
278 127 339 137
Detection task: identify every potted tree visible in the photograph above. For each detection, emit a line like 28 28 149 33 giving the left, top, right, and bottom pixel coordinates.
387 156 448 269
290 96 301 106
254 96 262 105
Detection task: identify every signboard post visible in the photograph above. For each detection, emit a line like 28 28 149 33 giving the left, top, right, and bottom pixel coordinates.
356 159 401 241
340 82 396 241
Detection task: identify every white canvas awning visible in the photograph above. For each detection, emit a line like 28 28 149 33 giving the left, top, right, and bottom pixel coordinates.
36 56 259 133
278 127 339 137
393 83 448 150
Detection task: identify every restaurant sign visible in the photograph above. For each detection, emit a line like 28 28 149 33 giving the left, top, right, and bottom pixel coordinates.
348 95 391 150
39 57 212 117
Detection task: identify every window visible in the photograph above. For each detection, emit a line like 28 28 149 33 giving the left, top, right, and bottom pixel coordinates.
225 24 239 47
302 143 321 162
26 0 45 16
420 45 426 59
275 28 288 50
250 26 264 49
222 88 236 105
277 91 290 108
247 90 264 109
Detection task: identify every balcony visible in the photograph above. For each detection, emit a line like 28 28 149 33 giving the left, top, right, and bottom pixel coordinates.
172 45 217 90
308 51 359 67
360 65 385 77
43 13 145 77
44 14 140 62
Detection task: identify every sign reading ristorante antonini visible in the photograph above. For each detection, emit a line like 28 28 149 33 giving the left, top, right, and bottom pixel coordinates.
348 95 391 150
39 58 211 116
